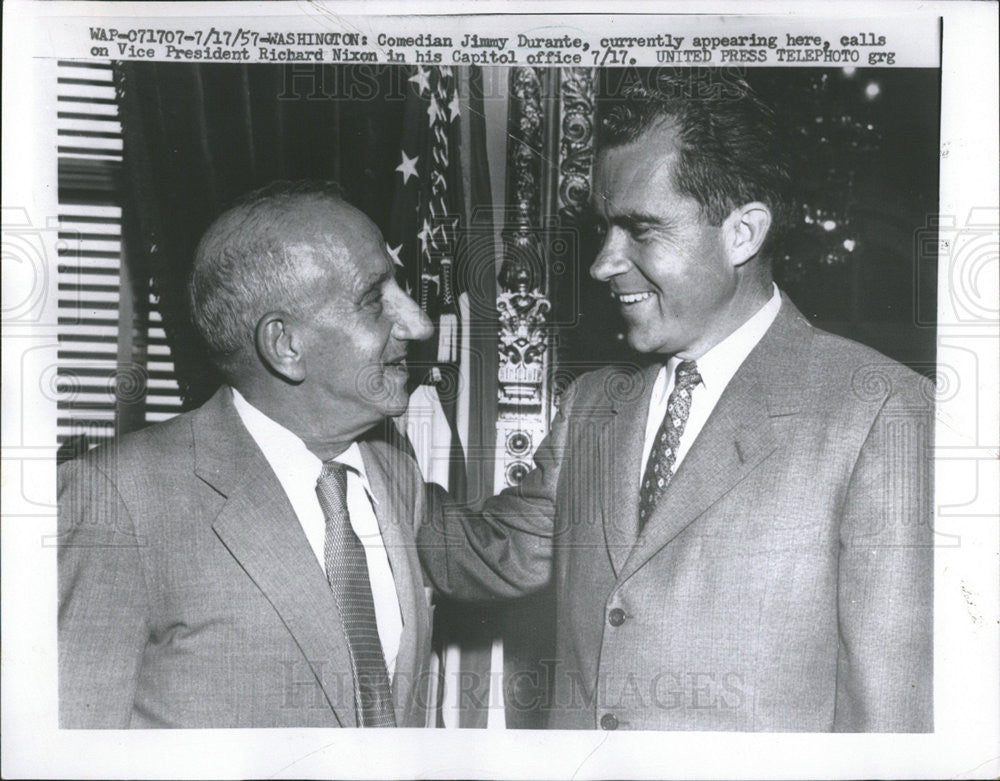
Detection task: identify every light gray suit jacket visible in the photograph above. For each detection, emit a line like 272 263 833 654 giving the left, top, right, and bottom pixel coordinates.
58 386 433 728
420 297 934 731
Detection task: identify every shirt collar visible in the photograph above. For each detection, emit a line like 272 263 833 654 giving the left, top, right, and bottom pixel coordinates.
666 284 782 391
230 387 376 502
329 440 376 503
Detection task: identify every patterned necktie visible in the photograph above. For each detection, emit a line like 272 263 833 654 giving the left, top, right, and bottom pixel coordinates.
637 360 702 532
316 461 396 728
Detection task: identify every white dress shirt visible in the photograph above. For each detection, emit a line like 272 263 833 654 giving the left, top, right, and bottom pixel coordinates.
640 285 783 481
231 388 403 679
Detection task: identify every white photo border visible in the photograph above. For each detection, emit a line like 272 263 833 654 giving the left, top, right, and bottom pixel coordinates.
2 2 998 779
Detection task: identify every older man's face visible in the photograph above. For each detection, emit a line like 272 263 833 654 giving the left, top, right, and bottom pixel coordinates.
590 123 738 359
291 200 432 431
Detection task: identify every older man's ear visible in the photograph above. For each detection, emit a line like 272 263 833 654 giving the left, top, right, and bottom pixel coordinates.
255 311 307 383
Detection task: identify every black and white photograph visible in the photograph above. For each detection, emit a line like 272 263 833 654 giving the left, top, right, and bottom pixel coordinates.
2 3 998 779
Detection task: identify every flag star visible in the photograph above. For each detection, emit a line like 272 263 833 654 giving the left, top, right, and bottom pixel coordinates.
448 92 461 122
386 243 404 267
417 219 432 254
408 66 431 95
427 95 440 127
396 150 419 184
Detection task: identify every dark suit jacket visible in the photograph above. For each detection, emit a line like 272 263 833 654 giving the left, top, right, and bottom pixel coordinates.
58 386 433 728
420 297 934 731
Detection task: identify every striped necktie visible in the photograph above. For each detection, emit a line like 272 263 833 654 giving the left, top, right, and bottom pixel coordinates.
316 461 396 727
637 360 702 533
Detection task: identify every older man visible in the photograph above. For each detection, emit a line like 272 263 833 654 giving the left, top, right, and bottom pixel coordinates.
419 75 934 732
58 181 434 728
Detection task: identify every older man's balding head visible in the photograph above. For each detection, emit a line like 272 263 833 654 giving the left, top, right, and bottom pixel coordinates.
188 180 355 373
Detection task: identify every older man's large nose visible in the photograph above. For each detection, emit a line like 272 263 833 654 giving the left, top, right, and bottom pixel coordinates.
388 285 434 341
589 227 632 282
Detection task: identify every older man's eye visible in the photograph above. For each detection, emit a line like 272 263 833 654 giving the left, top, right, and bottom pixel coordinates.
362 291 383 311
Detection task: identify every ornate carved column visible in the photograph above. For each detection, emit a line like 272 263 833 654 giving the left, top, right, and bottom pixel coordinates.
495 67 597 491
495 67 551 489
557 67 598 223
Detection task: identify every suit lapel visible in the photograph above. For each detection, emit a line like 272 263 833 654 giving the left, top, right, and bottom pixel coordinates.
617 299 812 585
603 363 660 576
360 439 430 728
193 388 356 727
617 370 779 583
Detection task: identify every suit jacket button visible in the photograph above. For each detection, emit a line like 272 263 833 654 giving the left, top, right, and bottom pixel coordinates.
608 607 626 627
600 713 619 730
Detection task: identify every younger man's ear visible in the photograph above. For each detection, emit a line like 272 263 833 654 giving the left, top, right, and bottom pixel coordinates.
255 311 306 383
724 202 772 267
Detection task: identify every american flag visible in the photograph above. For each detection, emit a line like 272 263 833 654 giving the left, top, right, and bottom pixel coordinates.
386 63 473 728
388 65 463 387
